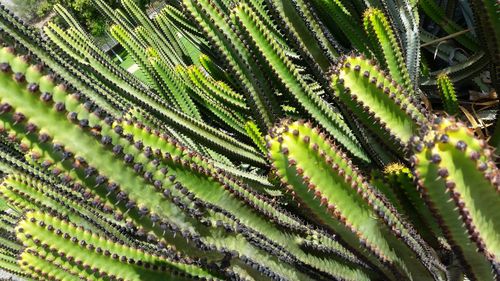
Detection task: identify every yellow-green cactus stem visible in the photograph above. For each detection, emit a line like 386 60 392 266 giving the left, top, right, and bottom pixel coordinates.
411 116 500 280
268 120 446 281
363 8 415 96
436 73 459 115
331 55 428 152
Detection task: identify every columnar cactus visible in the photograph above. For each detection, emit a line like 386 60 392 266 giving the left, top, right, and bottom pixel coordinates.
0 0 498 280
267 120 445 280
17 212 217 280
330 55 428 152
363 8 415 96
411 117 500 280
436 74 459 115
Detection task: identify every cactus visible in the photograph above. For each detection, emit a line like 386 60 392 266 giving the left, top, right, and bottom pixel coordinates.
267 120 445 280
436 74 459 115
330 55 428 153
468 0 500 93
17 212 217 280
0 0 498 280
418 0 479 52
231 2 368 162
363 8 415 97
410 117 500 280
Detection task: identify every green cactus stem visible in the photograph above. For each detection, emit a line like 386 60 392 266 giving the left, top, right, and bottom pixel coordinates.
411 117 500 280
418 0 479 51
331 55 428 152
363 8 415 97
244 121 267 155
182 0 281 131
436 74 459 115
268 120 446 281
16 211 218 280
232 3 369 163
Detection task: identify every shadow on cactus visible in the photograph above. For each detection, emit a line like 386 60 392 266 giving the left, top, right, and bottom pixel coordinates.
0 0 498 280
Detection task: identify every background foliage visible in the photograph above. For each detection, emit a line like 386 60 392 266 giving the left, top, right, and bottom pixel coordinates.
8 0 151 35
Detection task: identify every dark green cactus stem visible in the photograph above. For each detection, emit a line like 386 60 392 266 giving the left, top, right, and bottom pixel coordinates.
0 6 122 117
411 117 500 280
0 250 24 279
185 65 248 111
0 211 25 279
436 74 459 115
41 23 137 109
0 47 233 242
53 4 87 35
22 45 265 165
264 0 339 72
153 8 192 65
0 0 498 280
418 0 479 51
268 120 446 281
469 0 500 150
363 8 415 97
180 66 247 135
420 51 490 90
0 173 135 244
109 25 167 98
0 46 380 280
41 17 262 164
149 59 201 120
308 0 370 55
121 0 184 67
198 54 231 84
468 0 500 93
244 0 290 51
93 0 136 37
0 56 277 279
330 55 428 152
379 0 421 87
115 118 376 281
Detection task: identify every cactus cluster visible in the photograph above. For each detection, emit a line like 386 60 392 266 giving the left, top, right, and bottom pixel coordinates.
0 0 498 280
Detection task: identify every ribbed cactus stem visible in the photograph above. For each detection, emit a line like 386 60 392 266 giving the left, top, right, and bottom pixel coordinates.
411 117 500 280
363 8 415 97
232 3 368 163
330 55 428 152
244 121 267 154
436 73 459 115
16 212 217 280
0 1 498 280
268 120 446 281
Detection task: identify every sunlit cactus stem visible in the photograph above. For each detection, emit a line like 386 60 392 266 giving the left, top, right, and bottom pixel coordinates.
411 117 500 280
363 8 415 97
16 212 219 280
436 74 459 115
268 120 446 281
330 55 428 153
